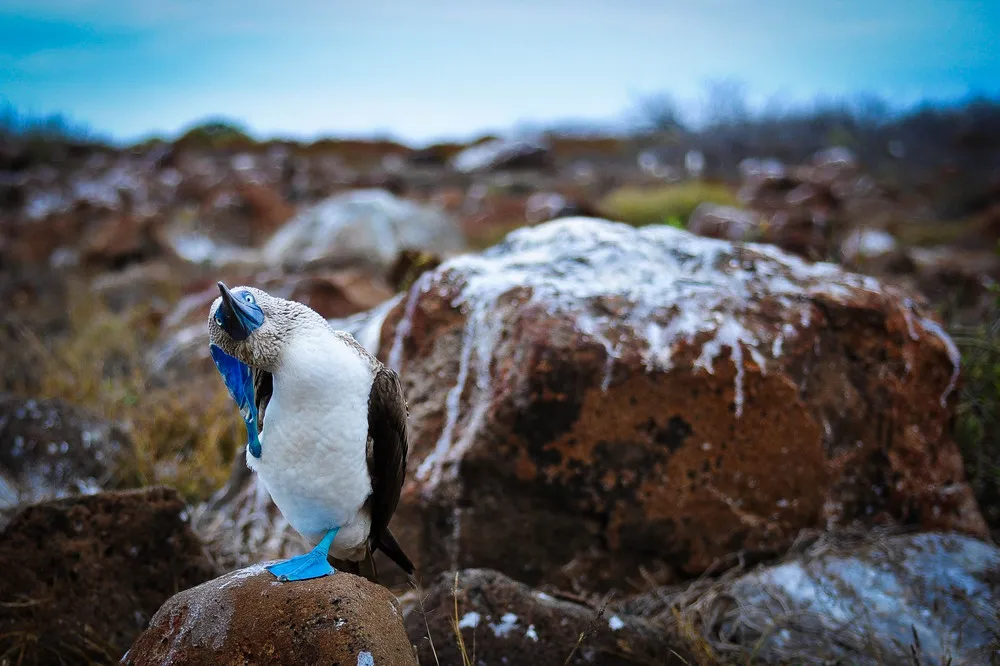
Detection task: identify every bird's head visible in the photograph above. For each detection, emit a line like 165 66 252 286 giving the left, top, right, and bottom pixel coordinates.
208 282 289 371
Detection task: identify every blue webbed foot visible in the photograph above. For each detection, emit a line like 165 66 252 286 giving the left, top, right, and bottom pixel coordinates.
266 550 335 581
266 527 339 582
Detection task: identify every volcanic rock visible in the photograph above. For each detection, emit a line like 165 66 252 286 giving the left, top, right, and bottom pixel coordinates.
0 394 132 514
123 565 416 666
405 568 689 666
0 487 216 666
373 216 985 592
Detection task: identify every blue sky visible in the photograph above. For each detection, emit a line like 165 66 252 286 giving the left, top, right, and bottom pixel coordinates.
1 0 998 145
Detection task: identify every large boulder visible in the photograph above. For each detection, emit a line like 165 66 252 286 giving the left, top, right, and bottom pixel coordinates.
373 217 985 592
0 487 217 666
404 568 690 666
628 531 1000 665
262 188 467 272
0 394 132 516
123 566 416 666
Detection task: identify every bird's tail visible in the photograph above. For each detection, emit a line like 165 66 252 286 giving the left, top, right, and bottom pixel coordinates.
377 526 415 577
358 547 379 583
328 551 379 585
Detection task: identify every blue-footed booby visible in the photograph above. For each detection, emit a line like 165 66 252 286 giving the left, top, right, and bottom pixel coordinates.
207 281 414 583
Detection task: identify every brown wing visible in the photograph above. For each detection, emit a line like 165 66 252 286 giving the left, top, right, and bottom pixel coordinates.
366 366 414 574
253 367 273 434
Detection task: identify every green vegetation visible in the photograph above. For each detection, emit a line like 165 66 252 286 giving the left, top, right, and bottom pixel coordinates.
175 118 255 150
954 274 1000 534
597 181 739 227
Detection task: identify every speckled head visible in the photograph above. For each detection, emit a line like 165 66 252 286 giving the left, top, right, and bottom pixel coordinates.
208 282 322 371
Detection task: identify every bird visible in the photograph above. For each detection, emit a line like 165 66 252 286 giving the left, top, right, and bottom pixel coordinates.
207 281 414 583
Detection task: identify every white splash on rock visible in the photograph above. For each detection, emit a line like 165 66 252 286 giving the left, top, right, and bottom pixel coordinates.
841 228 897 261
388 272 433 371
490 612 519 638
217 562 273 590
726 533 999 665
525 624 539 641
392 217 941 488
916 316 961 407
608 615 625 631
458 611 481 629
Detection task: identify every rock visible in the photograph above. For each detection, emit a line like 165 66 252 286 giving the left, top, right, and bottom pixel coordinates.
738 157 788 184
731 148 893 261
687 202 762 241
89 259 179 313
0 394 132 514
80 214 163 270
909 245 1000 323
287 270 396 320
838 228 916 277
404 568 690 666
123 565 416 666
451 138 552 173
524 191 599 225
234 181 295 242
373 216 985 593
635 531 1000 665
0 487 217 666
262 189 467 272
839 227 898 262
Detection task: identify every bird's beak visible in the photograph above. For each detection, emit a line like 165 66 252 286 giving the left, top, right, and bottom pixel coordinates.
217 281 264 341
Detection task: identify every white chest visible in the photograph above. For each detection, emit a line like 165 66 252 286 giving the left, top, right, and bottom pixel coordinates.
249 331 375 539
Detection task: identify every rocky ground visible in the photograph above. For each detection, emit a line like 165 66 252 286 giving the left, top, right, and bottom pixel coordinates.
0 127 998 665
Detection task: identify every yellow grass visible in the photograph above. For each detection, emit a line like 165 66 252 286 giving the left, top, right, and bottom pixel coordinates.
598 181 739 227
7 286 243 502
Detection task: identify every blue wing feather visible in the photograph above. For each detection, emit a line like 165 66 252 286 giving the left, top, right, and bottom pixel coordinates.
210 344 262 458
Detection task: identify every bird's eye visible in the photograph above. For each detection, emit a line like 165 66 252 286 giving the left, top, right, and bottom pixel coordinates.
244 293 255 304
215 316 223 326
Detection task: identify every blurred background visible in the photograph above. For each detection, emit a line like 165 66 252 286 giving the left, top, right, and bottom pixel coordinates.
1 2 1000 663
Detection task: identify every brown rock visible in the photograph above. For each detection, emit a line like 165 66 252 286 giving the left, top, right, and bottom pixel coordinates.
236 181 294 242
909 246 1000 323
0 394 132 514
89 258 179 313
81 215 141 268
288 270 396 320
0 487 217 666
687 202 762 242
404 568 690 666
371 217 985 593
123 566 416 666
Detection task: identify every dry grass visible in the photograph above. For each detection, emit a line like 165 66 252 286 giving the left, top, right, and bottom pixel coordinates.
3 285 243 503
892 216 983 247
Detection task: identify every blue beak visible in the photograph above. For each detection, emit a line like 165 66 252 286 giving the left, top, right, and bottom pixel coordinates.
217 281 264 341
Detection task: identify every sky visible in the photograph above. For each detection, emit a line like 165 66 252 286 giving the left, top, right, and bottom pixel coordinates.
1 0 998 145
